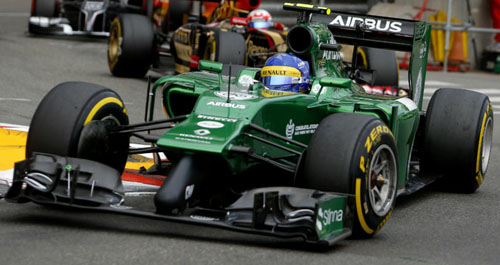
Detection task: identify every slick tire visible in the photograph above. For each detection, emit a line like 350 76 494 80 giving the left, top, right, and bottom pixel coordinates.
357 47 399 87
108 14 154 78
422 88 493 193
31 0 58 17
209 30 246 65
163 0 191 32
26 82 130 172
144 0 154 18
303 113 398 238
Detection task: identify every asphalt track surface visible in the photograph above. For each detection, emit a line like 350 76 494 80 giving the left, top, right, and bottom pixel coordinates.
1 1 500 265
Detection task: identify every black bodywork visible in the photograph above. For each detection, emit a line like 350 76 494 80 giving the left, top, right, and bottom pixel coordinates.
29 0 147 36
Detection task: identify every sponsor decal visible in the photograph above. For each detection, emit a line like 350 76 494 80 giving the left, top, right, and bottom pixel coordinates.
311 83 326 94
315 197 345 239
261 89 295 98
285 119 318 139
414 68 423 105
179 133 214 141
197 121 224 129
185 184 194 200
190 215 219 221
84 1 104 11
197 114 237 123
230 16 248 26
261 66 301 77
175 137 211 144
329 15 403 33
194 129 211 136
285 119 295 139
419 43 427 59
322 35 342 60
214 91 257 101
238 75 256 88
207 101 246 109
364 125 392 153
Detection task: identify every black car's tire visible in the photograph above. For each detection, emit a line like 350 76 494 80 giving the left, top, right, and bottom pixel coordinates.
211 30 246 65
357 47 399 87
303 113 398 238
144 0 154 18
163 0 191 32
422 88 493 193
31 0 58 17
26 82 130 172
108 14 154 78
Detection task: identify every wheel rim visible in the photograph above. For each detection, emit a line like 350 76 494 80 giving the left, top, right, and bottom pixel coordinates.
368 144 397 216
481 116 493 173
108 26 120 62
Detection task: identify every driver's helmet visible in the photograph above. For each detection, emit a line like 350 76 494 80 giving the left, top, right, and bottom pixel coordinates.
248 9 272 29
261 53 310 93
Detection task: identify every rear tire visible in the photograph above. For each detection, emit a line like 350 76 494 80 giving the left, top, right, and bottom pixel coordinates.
163 0 191 32
422 88 493 193
207 30 246 65
357 47 399 87
31 0 57 17
26 82 130 172
108 14 155 78
303 113 398 238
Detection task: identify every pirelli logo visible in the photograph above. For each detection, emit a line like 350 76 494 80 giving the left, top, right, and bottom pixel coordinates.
261 66 301 77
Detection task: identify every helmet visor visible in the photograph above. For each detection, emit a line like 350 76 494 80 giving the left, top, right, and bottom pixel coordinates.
249 21 271 29
262 75 304 86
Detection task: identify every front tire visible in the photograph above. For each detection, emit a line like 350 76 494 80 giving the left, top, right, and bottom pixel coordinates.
422 88 493 193
108 14 155 78
204 30 246 65
31 0 57 17
26 82 130 172
303 113 398 238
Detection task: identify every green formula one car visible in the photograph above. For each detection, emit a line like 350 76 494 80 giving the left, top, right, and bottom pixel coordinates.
1 3 493 245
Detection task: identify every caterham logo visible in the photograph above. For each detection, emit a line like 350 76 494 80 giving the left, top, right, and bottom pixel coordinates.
285 119 295 139
329 15 403 33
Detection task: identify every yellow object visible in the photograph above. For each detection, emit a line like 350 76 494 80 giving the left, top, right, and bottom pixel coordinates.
430 10 468 63
0 128 26 171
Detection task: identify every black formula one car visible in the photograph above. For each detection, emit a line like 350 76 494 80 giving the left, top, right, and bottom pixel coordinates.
2 3 493 246
28 0 172 36
107 0 261 77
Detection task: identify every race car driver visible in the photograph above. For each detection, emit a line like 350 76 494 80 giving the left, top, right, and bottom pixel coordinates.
261 53 311 93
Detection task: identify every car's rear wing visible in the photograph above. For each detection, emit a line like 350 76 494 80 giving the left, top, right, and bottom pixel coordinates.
283 2 432 110
313 12 421 52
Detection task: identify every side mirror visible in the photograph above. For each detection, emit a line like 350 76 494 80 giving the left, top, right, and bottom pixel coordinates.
199 60 223 73
199 60 223 85
319 77 352 88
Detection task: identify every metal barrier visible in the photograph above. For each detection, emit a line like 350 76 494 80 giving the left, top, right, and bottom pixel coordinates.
429 0 500 72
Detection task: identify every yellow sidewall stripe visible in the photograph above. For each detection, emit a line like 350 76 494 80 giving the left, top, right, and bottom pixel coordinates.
475 112 487 185
356 178 374 234
84 97 124 126
358 49 368 69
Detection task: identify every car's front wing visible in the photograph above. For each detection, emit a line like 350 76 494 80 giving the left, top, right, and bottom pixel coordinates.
1 153 354 246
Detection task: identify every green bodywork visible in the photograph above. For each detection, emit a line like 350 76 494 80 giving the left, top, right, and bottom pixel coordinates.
147 12 432 190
